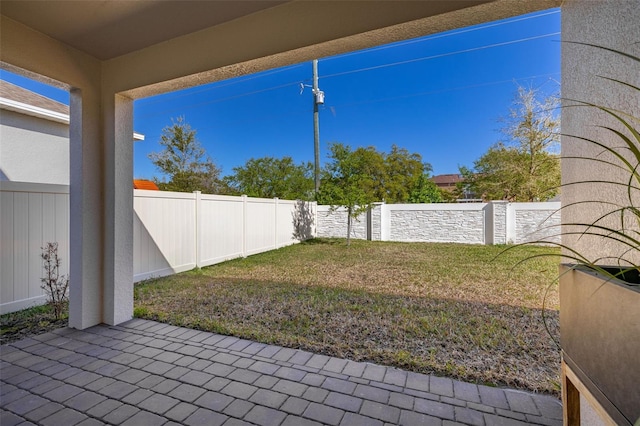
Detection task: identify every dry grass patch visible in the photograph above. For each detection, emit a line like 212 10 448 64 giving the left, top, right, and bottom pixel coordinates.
134 238 560 394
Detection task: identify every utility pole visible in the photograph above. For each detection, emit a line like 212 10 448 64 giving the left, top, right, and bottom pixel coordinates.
300 59 324 195
312 59 322 195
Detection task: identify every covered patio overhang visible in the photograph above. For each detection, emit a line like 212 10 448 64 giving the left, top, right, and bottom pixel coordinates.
2 1 639 424
0 0 562 329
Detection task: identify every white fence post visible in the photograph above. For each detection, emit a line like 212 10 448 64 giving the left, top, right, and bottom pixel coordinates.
380 203 389 241
506 202 516 244
242 194 248 258
274 197 279 249
194 191 201 268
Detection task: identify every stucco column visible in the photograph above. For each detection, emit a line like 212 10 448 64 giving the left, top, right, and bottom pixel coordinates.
492 201 509 245
68 87 103 329
102 94 134 325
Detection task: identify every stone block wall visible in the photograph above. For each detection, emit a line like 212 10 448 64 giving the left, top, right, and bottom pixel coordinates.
370 203 383 241
492 202 508 244
316 201 561 245
389 208 485 243
316 206 368 240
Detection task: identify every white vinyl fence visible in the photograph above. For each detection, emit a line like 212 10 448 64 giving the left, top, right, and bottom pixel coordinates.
1 182 69 314
1 182 317 314
134 191 316 281
317 201 561 245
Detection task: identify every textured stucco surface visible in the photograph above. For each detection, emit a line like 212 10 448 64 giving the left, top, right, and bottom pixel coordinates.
0 110 69 184
561 3 639 423
561 0 640 265
515 209 560 244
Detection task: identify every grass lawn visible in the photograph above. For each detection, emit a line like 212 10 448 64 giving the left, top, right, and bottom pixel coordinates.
134 238 561 395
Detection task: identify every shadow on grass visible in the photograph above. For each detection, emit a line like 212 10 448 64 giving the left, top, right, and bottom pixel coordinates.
300 237 347 246
134 274 560 395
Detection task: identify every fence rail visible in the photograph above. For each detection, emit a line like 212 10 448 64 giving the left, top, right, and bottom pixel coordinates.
1 182 317 314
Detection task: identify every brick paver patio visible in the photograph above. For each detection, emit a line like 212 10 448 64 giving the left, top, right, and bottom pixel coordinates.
1 319 562 425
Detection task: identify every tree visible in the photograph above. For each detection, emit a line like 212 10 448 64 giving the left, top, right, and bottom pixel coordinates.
382 145 431 203
461 87 560 201
224 156 314 200
408 174 444 203
148 116 223 193
317 143 381 245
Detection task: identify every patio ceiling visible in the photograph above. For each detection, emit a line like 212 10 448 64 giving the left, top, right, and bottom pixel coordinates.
2 0 564 99
0 1 559 64
0 1 287 61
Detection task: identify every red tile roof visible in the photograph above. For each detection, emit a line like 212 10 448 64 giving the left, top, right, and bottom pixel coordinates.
133 180 159 190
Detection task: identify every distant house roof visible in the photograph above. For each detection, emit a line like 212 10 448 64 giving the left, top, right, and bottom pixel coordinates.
432 174 464 186
0 80 68 114
133 180 159 190
0 80 144 140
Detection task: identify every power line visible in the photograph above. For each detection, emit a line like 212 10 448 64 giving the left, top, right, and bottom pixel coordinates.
321 32 560 80
136 32 559 119
324 9 560 61
142 72 559 131
139 10 559 108
325 73 560 110
136 81 300 119
137 63 305 107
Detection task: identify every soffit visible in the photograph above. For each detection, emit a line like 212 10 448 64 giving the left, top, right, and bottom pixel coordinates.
0 1 287 60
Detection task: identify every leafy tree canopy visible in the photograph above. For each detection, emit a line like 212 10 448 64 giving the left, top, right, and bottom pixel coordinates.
461 87 560 202
148 117 223 193
317 142 440 243
224 156 314 200
408 174 444 203
382 145 432 203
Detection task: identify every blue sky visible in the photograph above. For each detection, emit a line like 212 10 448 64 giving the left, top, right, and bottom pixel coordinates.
1 8 560 180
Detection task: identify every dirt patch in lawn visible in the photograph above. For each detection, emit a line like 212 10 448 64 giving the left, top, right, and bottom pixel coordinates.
1 303 68 345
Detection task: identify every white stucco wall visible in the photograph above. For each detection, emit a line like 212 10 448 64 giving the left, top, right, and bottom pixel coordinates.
0 109 69 184
561 2 638 424
515 208 560 244
562 0 640 265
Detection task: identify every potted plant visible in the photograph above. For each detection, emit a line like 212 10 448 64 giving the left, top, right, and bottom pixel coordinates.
511 43 639 426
